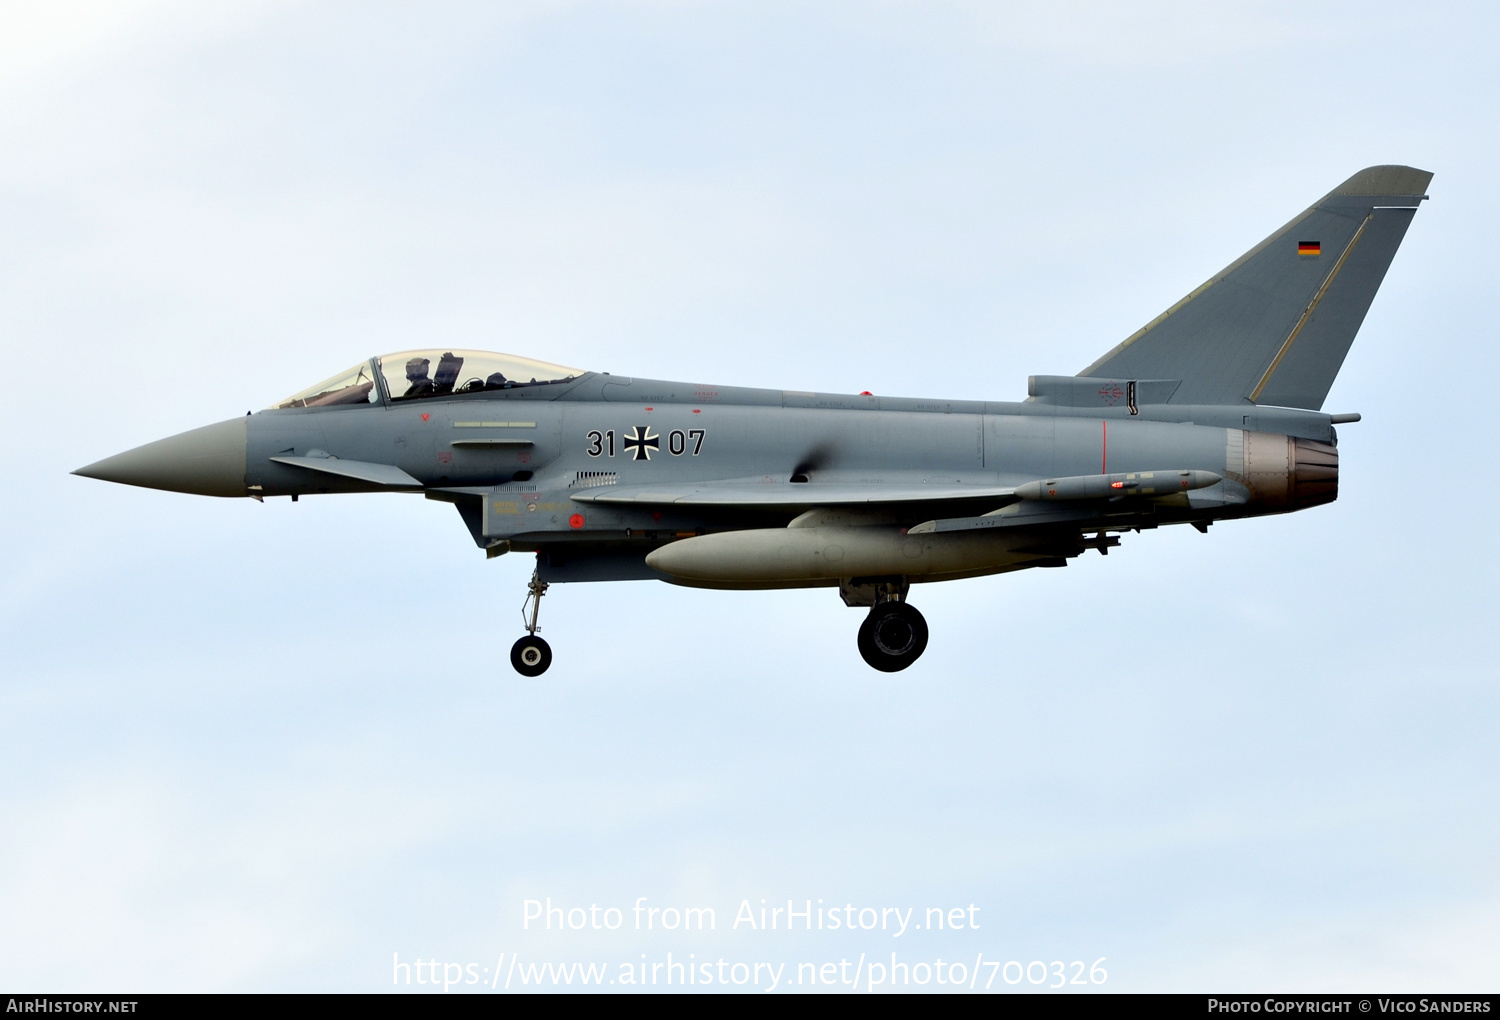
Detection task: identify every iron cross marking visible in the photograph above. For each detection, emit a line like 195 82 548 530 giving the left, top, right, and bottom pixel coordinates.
622 425 660 461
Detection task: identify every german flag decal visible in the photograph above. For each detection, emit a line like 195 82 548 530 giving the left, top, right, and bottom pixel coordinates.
1298 240 1321 256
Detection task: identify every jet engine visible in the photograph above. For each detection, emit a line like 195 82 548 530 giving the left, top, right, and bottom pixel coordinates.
1230 431 1339 510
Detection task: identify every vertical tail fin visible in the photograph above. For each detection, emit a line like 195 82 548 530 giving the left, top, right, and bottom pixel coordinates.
1080 165 1432 409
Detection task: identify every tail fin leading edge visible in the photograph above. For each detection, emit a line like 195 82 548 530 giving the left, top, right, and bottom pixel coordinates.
1080 165 1432 410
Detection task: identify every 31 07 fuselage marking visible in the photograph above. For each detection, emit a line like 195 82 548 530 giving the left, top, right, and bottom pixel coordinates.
587 428 705 460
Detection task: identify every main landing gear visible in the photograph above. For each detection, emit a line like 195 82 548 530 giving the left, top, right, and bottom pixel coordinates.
840 578 928 672
510 568 552 677
856 600 928 672
858 603 924 672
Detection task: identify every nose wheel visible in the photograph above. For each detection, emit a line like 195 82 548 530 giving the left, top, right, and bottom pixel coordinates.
511 568 553 676
511 634 552 676
857 601 928 672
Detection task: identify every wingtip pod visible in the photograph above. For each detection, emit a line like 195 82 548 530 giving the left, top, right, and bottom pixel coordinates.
1332 164 1433 197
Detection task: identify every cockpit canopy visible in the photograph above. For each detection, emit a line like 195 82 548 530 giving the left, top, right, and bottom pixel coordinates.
270 350 585 409
271 361 378 409
378 350 584 401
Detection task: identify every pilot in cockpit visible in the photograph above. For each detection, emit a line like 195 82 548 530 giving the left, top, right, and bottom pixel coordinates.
404 357 435 398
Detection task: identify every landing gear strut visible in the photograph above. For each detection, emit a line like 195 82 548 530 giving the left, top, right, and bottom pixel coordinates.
857 601 928 672
510 568 552 676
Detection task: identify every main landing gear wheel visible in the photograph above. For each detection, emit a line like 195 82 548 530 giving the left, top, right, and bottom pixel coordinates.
857 601 928 672
510 635 552 677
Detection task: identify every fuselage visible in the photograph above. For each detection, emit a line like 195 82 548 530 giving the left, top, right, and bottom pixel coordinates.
228 368 1342 588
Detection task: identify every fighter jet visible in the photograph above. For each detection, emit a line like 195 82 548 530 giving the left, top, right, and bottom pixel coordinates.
75 165 1431 675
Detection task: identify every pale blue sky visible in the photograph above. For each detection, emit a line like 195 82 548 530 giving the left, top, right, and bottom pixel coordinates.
2 0 1497 992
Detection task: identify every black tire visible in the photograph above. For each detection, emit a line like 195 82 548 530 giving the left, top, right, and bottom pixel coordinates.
856 602 928 672
510 635 552 676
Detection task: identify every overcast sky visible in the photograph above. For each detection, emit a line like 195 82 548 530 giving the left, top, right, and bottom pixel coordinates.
2 0 1497 993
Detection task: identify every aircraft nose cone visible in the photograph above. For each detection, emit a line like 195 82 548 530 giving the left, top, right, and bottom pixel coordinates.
73 416 248 497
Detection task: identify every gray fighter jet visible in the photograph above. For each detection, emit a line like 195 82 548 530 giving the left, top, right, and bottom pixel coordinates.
75 165 1431 674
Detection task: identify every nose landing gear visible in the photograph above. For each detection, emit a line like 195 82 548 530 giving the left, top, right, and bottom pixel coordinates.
510 568 552 676
857 600 928 672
